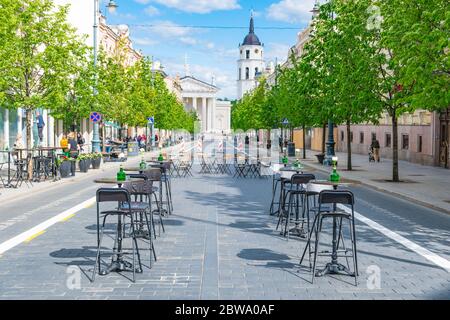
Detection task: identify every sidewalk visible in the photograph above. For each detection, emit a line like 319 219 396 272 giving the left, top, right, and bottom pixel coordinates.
298 149 450 214
0 143 185 204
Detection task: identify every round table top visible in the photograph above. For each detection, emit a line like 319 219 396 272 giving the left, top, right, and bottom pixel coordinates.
310 179 354 187
94 178 127 184
280 166 305 172
123 167 144 172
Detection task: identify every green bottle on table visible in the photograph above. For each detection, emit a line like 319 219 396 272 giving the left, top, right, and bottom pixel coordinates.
158 153 164 162
117 165 126 182
330 157 340 182
282 155 288 166
139 157 147 170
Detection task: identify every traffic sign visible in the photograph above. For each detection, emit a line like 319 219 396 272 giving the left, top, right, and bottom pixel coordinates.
147 116 154 125
282 118 289 125
90 112 101 123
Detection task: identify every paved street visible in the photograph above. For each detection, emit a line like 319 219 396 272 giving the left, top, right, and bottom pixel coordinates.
0 154 449 300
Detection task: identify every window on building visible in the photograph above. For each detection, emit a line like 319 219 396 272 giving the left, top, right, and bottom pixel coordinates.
402 134 409 150
255 49 259 54
246 50 250 59
245 67 250 80
255 67 259 77
417 135 423 153
359 132 364 144
371 133 376 141
340 131 344 142
350 131 353 143
385 133 391 147
238 68 241 80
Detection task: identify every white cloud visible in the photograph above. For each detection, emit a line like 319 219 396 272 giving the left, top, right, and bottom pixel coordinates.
147 0 240 14
144 5 160 16
142 20 196 38
133 37 159 46
180 37 198 45
265 42 291 63
267 0 318 24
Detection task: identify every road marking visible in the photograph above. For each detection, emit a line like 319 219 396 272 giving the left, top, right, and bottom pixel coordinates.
338 204 450 272
0 197 96 255
24 230 46 243
60 214 76 222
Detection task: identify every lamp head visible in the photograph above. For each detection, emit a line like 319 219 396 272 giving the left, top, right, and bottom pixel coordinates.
106 0 118 14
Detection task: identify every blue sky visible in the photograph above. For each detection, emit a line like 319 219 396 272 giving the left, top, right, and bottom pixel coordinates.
103 0 319 99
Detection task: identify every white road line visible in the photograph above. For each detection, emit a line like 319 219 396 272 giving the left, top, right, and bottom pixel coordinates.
338 204 450 273
0 197 95 255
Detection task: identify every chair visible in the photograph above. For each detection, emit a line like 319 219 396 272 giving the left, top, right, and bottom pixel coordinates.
121 177 157 268
160 161 173 214
142 168 166 235
92 188 143 283
300 190 358 285
277 174 316 240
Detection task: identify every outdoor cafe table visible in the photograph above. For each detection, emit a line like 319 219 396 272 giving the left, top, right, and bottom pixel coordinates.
308 180 354 277
93 177 142 276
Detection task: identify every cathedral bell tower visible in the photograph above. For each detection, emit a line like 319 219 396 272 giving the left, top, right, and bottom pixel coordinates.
237 13 265 100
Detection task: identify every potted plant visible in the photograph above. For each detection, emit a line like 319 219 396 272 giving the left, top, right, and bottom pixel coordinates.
57 156 72 178
91 152 102 169
78 153 90 173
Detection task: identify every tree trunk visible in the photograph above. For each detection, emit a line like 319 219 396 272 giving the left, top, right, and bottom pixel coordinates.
26 109 33 180
322 123 326 153
346 120 352 171
302 124 306 159
392 113 400 182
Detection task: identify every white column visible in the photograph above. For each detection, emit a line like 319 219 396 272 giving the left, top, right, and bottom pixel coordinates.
48 115 55 147
17 108 23 135
4 109 9 148
207 99 212 133
202 97 207 133
211 98 216 133
192 97 197 113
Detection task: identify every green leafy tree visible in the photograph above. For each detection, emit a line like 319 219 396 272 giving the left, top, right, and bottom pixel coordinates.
0 0 89 177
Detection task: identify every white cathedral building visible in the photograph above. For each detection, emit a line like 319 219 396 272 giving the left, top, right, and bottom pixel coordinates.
237 14 273 100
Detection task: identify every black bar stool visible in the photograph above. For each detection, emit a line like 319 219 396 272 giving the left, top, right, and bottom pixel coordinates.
92 188 144 283
122 176 157 268
300 190 358 285
280 174 316 240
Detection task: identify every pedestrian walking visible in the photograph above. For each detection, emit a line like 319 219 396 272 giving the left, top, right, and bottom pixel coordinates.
36 111 45 144
371 137 381 162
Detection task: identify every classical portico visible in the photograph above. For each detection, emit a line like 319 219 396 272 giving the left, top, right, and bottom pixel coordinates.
181 76 220 133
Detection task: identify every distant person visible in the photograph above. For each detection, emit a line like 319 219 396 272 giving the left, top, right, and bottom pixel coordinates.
60 134 69 155
278 135 283 149
245 135 250 145
371 138 381 162
68 132 78 158
77 132 85 152
13 133 24 150
36 111 45 144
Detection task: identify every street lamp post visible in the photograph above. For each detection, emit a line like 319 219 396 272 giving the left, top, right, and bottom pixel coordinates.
324 119 335 166
92 0 118 153
323 0 335 166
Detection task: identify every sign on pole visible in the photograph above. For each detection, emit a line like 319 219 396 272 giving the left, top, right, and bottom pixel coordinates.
90 112 101 123
147 116 154 125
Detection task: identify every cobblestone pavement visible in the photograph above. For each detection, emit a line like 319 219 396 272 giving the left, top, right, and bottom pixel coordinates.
0 161 449 300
